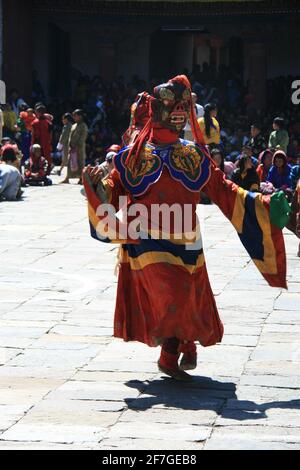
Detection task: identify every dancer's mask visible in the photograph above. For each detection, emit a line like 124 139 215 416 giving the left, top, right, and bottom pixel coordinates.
151 81 191 132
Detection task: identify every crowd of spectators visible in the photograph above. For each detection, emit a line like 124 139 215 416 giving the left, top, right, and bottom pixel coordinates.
0 65 300 202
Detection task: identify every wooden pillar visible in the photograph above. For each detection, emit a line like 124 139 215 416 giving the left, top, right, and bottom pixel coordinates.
247 42 267 110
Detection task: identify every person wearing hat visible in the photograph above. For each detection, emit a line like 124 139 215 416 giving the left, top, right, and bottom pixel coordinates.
267 150 292 191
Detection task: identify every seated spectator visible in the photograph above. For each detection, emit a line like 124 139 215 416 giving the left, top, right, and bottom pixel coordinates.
267 150 292 191
99 150 117 178
0 145 22 201
1 142 22 171
248 123 267 158
24 144 52 186
236 145 258 168
256 149 273 182
231 155 260 191
268 117 289 153
210 148 235 178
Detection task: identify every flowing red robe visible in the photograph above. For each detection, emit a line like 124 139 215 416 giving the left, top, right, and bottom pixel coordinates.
84 140 287 348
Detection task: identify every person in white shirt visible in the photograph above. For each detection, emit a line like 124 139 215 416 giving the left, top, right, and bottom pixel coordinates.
184 92 204 141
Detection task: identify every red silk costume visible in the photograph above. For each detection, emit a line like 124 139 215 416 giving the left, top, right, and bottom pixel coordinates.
83 75 287 377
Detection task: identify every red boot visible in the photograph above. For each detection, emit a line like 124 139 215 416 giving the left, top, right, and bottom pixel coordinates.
179 341 197 371
158 340 193 382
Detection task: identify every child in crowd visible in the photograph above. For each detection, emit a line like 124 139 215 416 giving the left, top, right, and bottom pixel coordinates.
24 144 52 186
268 117 289 153
256 149 273 182
0 145 22 201
267 150 292 191
248 123 267 158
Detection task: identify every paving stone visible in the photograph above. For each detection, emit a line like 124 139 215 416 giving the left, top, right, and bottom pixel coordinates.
204 426 300 449
263 324 300 334
106 422 210 442
29 335 109 350
274 293 300 311
98 438 204 450
245 361 300 377
221 335 258 347
46 380 143 402
83 360 159 374
239 374 300 389
0 348 23 365
250 344 300 362
0 423 106 444
0 405 31 432
236 385 300 401
119 408 218 426
8 347 101 369
73 371 156 383
198 345 252 364
0 441 95 450
205 437 300 450
216 407 300 428
50 325 113 337
265 310 300 324
16 407 119 428
0 366 74 380
216 290 276 311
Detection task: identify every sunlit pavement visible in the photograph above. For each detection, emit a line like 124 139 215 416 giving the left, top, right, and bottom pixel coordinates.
0 174 299 450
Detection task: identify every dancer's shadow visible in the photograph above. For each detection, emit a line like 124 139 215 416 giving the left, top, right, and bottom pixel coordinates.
124 377 300 422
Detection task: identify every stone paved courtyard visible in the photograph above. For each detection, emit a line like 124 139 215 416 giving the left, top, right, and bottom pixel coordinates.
0 177 300 450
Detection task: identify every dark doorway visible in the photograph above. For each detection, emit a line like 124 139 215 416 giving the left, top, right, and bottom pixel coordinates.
48 23 71 99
